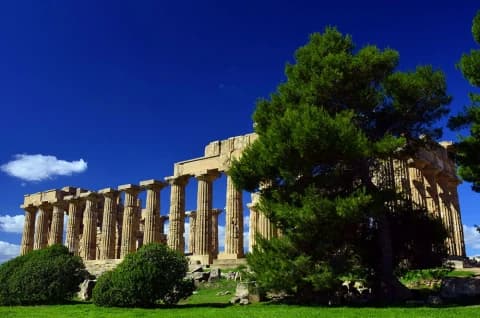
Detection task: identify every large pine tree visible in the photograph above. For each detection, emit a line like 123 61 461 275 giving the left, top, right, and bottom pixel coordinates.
230 28 451 303
448 10 480 192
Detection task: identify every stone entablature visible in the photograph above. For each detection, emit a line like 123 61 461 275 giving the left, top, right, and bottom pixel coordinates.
18 133 466 265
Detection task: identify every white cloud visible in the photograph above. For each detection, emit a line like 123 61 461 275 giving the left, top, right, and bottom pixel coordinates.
0 214 24 233
463 224 480 251
0 241 20 263
1 154 87 181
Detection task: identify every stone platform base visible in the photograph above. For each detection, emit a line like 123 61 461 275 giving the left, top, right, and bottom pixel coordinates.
84 259 122 277
188 254 212 265
217 253 244 260
212 257 247 269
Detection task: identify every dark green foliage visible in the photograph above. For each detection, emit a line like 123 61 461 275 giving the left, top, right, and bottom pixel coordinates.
389 207 448 274
92 243 192 307
0 244 86 305
449 10 480 192
230 27 451 303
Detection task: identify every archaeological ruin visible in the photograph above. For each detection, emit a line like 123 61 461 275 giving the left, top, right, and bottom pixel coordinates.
19 132 466 269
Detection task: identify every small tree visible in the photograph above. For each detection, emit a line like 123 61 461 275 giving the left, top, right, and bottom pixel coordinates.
92 243 193 307
0 244 86 305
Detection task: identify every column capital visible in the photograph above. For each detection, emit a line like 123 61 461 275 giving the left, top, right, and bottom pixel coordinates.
118 184 141 194
79 191 101 201
165 175 190 186
99 187 120 198
140 179 167 191
195 170 221 182
20 204 37 213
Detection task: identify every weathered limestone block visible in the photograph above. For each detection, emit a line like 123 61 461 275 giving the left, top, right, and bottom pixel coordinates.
440 277 480 299
78 279 96 301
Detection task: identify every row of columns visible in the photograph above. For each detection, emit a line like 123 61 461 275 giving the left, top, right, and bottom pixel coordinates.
20 172 249 264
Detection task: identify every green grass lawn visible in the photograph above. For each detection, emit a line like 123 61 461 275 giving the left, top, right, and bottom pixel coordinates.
1 303 480 318
2 276 480 318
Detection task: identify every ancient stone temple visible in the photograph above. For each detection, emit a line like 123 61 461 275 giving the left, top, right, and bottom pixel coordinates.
19 133 466 267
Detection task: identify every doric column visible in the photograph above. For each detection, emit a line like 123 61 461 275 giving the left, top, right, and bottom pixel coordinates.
80 192 99 260
422 166 441 218
436 175 455 254
119 184 141 258
166 176 189 252
99 188 119 260
194 171 220 264
407 160 427 209
140 179 167 245
65 196 83 255
447 178 466 257
187 211 196 254
220 174 244 259
48 202 66 246
20 205 37 255
33 204 52 250
393 159 411 202
210 208 222 258
248 203 258 252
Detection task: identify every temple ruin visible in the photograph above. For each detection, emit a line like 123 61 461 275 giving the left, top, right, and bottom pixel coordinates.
19 132 466 268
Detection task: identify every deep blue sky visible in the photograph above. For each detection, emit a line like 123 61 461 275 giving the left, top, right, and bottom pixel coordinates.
0 1 479 260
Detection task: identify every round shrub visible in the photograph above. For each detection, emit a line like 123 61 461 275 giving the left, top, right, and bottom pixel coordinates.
0 244 87 305
92 243 193 307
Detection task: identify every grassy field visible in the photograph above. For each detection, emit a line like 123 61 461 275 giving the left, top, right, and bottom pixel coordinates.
2 303 480 318
2 273 480 318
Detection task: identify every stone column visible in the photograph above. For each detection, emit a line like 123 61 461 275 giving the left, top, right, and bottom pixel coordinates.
187 211 196 254
119 184 141 258
48 202 66 246
210 208 222 258
422 166 441 218
219 175 244 259
140 179 167 245
447 178 466 257
65 197 83 255
247 203 258 252
436 175 455 254
407 160 427 209
80 193 99 260
34 204 52 250
20 205 37 255
193 171 219 264
99 188 119 260
166 176 189 253
393 159 411 201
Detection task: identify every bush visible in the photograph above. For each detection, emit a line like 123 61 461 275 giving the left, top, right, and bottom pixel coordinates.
92 243 193 307
0 244 87 305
